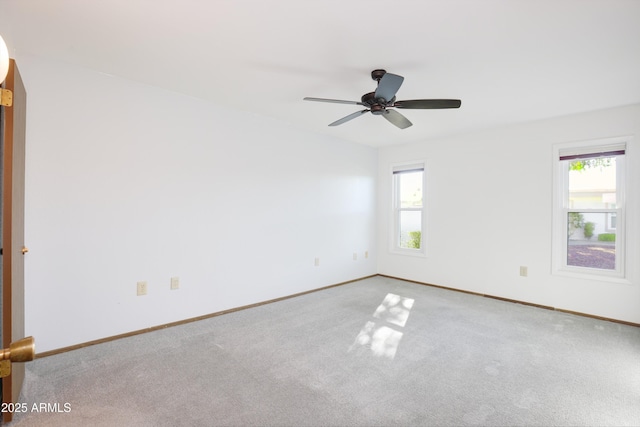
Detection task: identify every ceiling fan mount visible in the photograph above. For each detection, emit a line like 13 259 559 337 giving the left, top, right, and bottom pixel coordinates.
304 69 461 129
370 69 388 82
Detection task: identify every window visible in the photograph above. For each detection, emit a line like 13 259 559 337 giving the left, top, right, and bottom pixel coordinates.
392 162 425 255
553 139 626 279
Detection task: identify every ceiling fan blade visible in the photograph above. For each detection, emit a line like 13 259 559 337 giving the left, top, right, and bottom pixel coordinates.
328 109 369 126
304 97 365 106
394 99 462 109
383 109 412 129
374 73 404 103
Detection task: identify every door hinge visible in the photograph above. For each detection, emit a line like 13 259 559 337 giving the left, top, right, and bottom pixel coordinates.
0 88 13 107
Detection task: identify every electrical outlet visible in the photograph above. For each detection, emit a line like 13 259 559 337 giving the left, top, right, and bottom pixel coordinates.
519 266 528 277
353 252 358 261
314 258 320 267
137 281 148 296
170 277 179 290
365 251 369 259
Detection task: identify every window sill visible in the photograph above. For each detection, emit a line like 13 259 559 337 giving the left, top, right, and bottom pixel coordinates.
553 268 631 285
390 248 427 258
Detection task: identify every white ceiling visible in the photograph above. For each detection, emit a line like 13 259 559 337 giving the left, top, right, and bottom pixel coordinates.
2 0 640 147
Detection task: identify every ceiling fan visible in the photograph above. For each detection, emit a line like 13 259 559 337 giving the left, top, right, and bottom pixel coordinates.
304 69 461 129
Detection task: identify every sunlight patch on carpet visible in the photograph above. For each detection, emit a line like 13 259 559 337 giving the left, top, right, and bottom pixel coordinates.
373 293 415 327
348 293 415 360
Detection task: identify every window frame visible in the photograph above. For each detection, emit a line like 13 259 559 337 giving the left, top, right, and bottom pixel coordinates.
390 161 427 257
552 137 629 282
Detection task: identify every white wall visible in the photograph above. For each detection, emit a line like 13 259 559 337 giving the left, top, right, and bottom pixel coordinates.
19 55 377 352
378 104 640 324
13 53 640 353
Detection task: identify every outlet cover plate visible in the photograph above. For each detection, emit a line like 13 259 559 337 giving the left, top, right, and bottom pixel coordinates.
137 281 148 296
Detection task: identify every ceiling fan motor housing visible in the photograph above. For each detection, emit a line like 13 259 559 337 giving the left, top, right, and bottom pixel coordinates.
361 92 376 105
361 91 395 114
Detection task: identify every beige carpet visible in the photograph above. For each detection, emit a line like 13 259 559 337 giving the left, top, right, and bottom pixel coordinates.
10 276 640 426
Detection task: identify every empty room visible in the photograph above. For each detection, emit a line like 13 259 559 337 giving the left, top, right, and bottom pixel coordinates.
0 1 639 426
